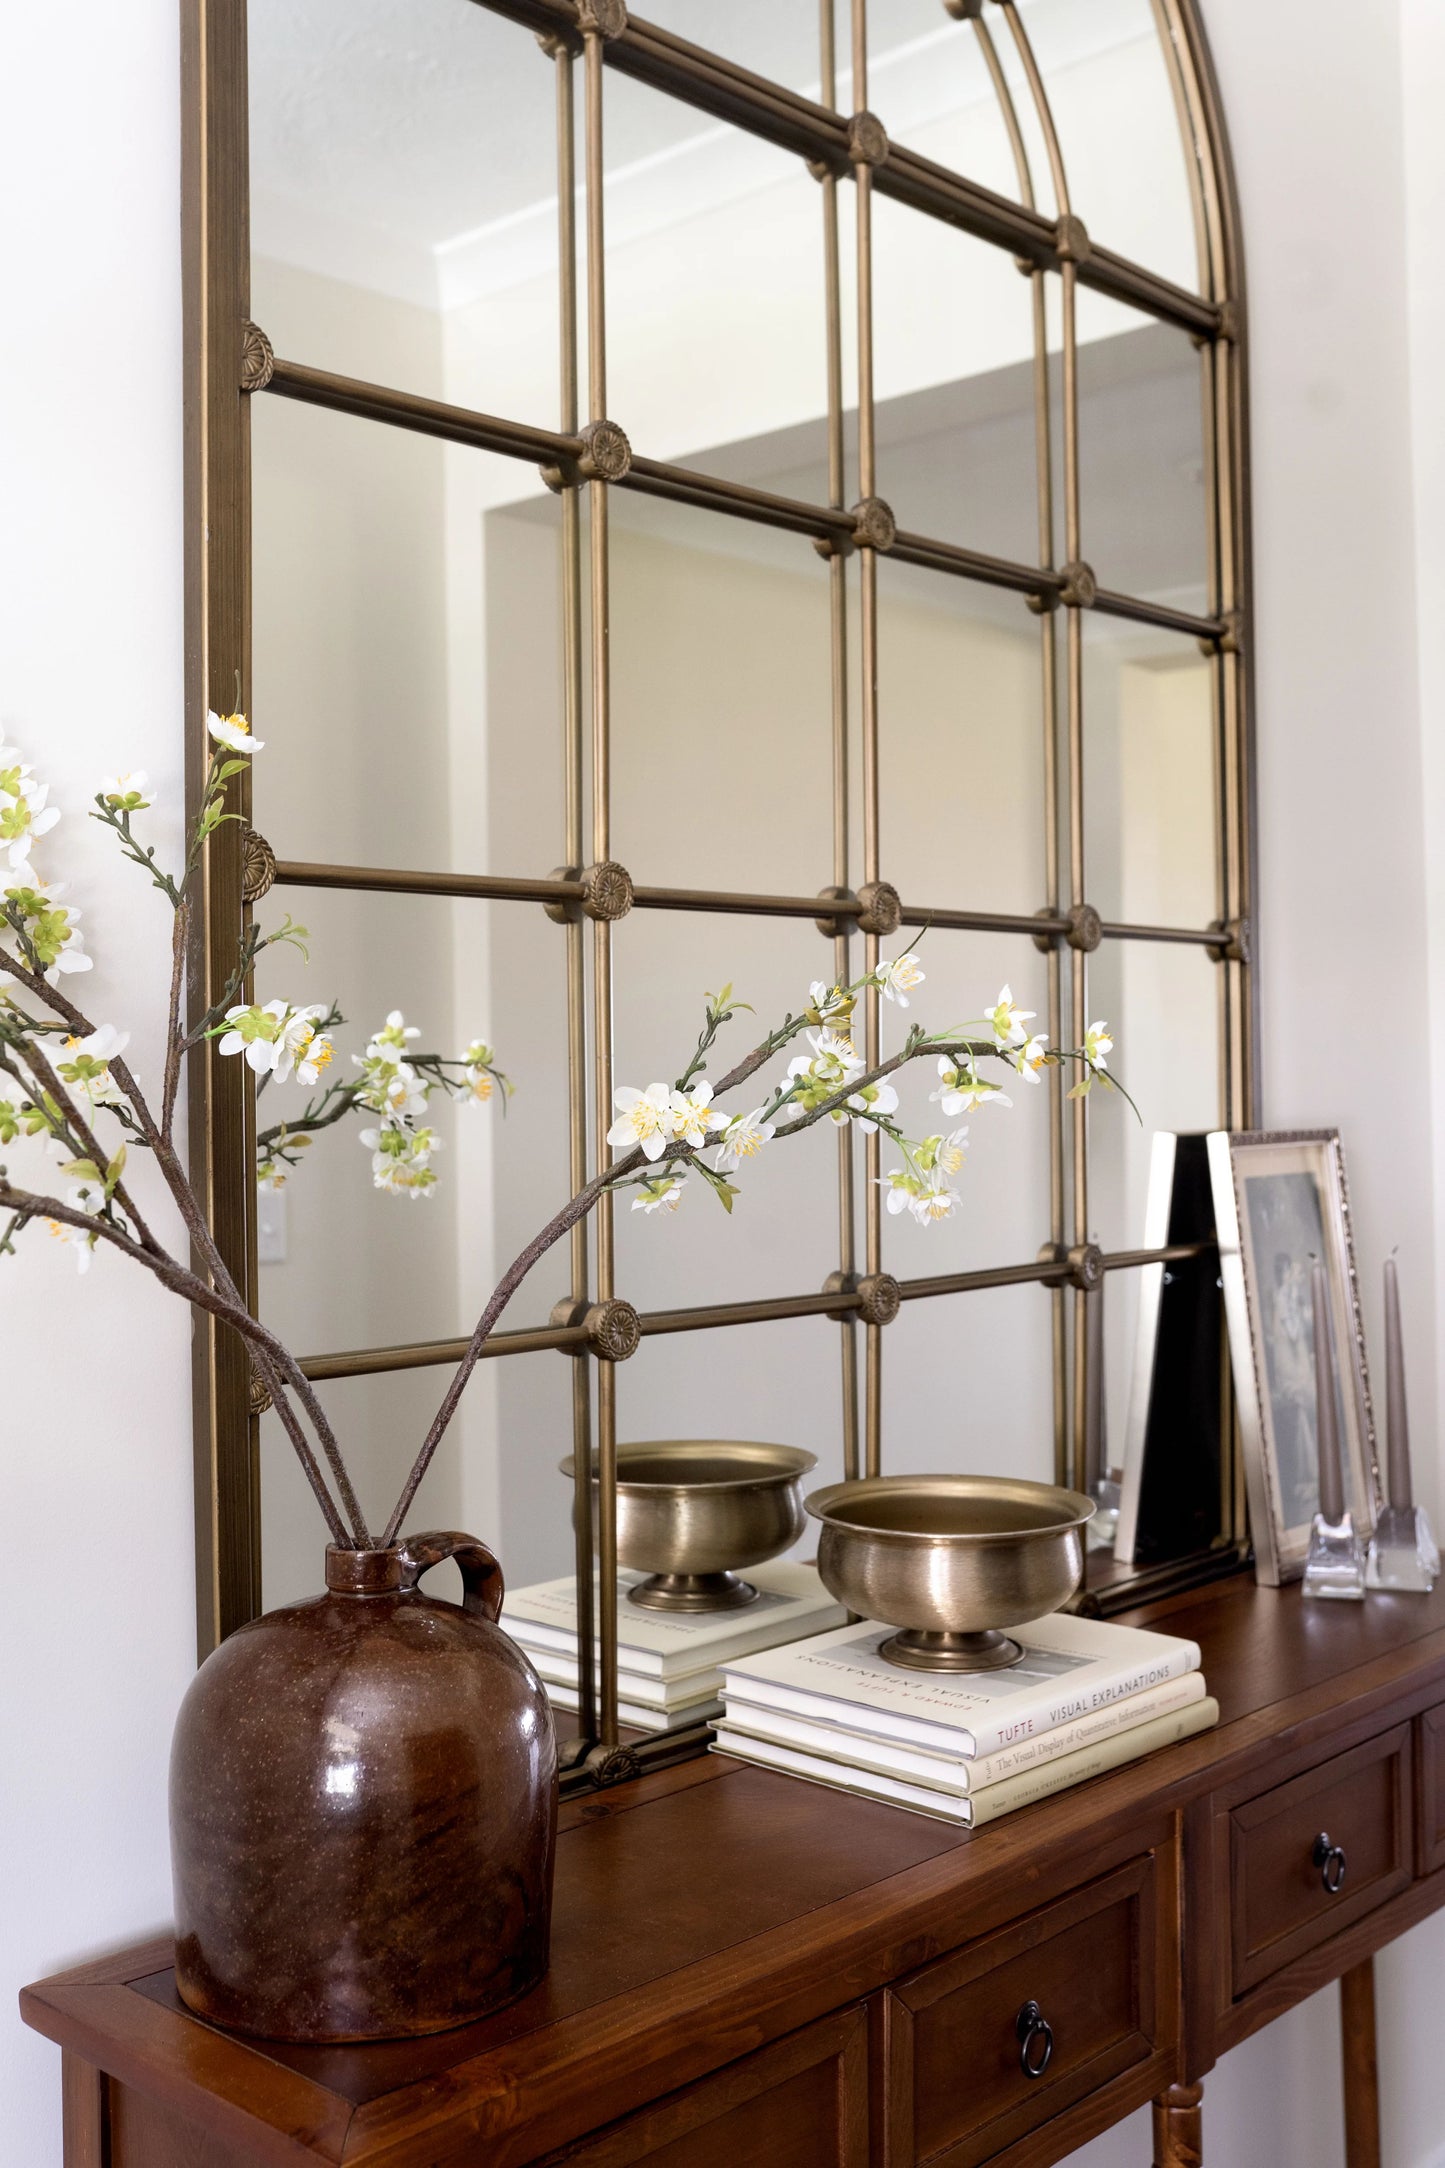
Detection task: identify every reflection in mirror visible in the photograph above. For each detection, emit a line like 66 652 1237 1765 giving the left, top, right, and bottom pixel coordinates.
249 881 553 1379
879 937 1055 1279
877 566 1046 915
251 392 559 877
602 494 837 894
1076 309 1209 610
885 1284 1056 1494
871 205 1042 566
249 0 560 423
242 0 1232 1627
1083 620 1218 929
1086 938 1221 1263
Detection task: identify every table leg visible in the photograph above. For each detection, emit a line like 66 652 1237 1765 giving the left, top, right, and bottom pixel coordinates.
61 2051 107 2168
1340 1957 1382 2168
1152 2081 1204 2168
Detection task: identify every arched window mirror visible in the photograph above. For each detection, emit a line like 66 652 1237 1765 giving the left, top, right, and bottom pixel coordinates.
184 0 1253 1778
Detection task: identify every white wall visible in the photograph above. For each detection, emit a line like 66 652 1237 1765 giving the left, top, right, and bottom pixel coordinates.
0 7 195 2166
1067 1 1443 2164
5 3 1445 2165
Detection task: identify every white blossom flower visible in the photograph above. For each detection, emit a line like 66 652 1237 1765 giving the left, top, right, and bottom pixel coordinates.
875 951 925 1007
986 984 1034 1049
256 1158 287 1191
783 1028 862 1115
879 1168 924 1217
805 980 856 1029
56 1024 130 1110
1 868 92 984
0 750 61 869
1084 1020 1113 1071
1014 1032 1049 1084
218 999 332 1083
99 771 152 810
932 1058 1011 1117
366 1066 427 1124
712 1107 775 1173
909 1168 963 1224
44 1177 104 1273
607 1081 673 1162
633 1174 686 1215
917 1127 969 1177
207 710 265 754
843 1077 899 1134
367 1011 420 1057
668 1081 727 1149
461 1039 498 1103
359 1122 441 1198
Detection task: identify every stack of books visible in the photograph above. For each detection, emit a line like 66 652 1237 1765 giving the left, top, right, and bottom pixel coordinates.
713 1612 1217 1825
501 1561 847 1735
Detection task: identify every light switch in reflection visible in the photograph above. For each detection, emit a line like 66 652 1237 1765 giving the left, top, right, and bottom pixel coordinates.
257 1187 288 1266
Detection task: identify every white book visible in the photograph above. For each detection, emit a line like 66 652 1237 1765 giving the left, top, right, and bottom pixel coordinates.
721 1612 1202 1759
502 1561 845 1679
528 1648 723 1711
546 1681 722 1735
719 1671 1209 1794
713 1697 1219 1826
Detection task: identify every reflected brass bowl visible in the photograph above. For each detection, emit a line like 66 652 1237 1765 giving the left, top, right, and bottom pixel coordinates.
806 1474 1094 1671
559 1440 816 1612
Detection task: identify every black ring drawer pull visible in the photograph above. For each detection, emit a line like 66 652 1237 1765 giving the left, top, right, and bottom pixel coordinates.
1015 1999 1054 2079
1312 1831 1347 1894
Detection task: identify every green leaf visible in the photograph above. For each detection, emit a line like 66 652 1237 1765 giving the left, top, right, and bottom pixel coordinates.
60 1156 103 1185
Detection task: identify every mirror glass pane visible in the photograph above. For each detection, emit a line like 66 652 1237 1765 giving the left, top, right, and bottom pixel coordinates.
877 565 1048 917
1083 620 1218 930
249 0 561 424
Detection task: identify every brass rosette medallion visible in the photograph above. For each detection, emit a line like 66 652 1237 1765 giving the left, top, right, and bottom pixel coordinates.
584 1299 641 1363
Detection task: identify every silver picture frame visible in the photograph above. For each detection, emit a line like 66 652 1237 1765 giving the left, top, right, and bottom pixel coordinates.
1208 1130 1382 1585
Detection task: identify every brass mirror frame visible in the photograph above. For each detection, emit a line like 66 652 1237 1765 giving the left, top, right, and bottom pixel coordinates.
181 0 1257 1782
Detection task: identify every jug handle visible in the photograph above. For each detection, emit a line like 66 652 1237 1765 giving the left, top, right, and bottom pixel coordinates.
396 1531 504 1624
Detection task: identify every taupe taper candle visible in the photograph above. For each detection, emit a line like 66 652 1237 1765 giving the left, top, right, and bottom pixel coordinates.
1384 1255 1413 1509
1312 1261 1345 1523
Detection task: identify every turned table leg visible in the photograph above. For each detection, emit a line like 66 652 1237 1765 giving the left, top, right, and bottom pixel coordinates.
1340 1957 1382 2168
61 2052 107 2168
1152 2081 1204 2168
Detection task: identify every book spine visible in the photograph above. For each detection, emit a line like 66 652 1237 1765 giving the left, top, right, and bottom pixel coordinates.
966 1698 1219 1826
967 1673 1207 1784
965 1645 1201 1758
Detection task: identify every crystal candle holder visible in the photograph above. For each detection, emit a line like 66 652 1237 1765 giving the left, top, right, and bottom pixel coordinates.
1366 1503 1439 1593
1302 1509 1367 1601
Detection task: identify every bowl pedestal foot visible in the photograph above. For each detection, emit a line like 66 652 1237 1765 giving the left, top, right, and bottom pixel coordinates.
880 1628 1025 1672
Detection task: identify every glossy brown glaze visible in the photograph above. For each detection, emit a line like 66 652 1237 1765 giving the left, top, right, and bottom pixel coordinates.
169 1532 556 2043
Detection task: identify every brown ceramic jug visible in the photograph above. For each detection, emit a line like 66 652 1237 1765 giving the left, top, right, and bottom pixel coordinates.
169 1531 556 2042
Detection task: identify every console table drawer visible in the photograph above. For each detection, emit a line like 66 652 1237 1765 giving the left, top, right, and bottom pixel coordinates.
533 2006 868 2167
883 1855 1166 2168
1417 1702 1445 1876
1227 1723 1412 1998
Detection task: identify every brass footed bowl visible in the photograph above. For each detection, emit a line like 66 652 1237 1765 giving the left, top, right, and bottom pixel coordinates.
806 1474 1094 1672
559 1440 817 1612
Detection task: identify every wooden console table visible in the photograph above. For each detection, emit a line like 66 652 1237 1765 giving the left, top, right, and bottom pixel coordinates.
25 1576 1445 2168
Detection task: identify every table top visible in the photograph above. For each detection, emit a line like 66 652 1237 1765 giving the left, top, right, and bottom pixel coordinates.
24 1574 1445 2167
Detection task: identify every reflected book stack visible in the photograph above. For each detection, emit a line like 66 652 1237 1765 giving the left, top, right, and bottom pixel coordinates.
501 1563 847 1735
713 1614 1218 1824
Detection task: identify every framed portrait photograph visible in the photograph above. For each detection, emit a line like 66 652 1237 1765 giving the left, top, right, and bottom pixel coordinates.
1208 1130 1381 1585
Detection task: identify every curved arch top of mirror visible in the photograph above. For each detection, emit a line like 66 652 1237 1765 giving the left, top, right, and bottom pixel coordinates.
1003 0 1205 293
